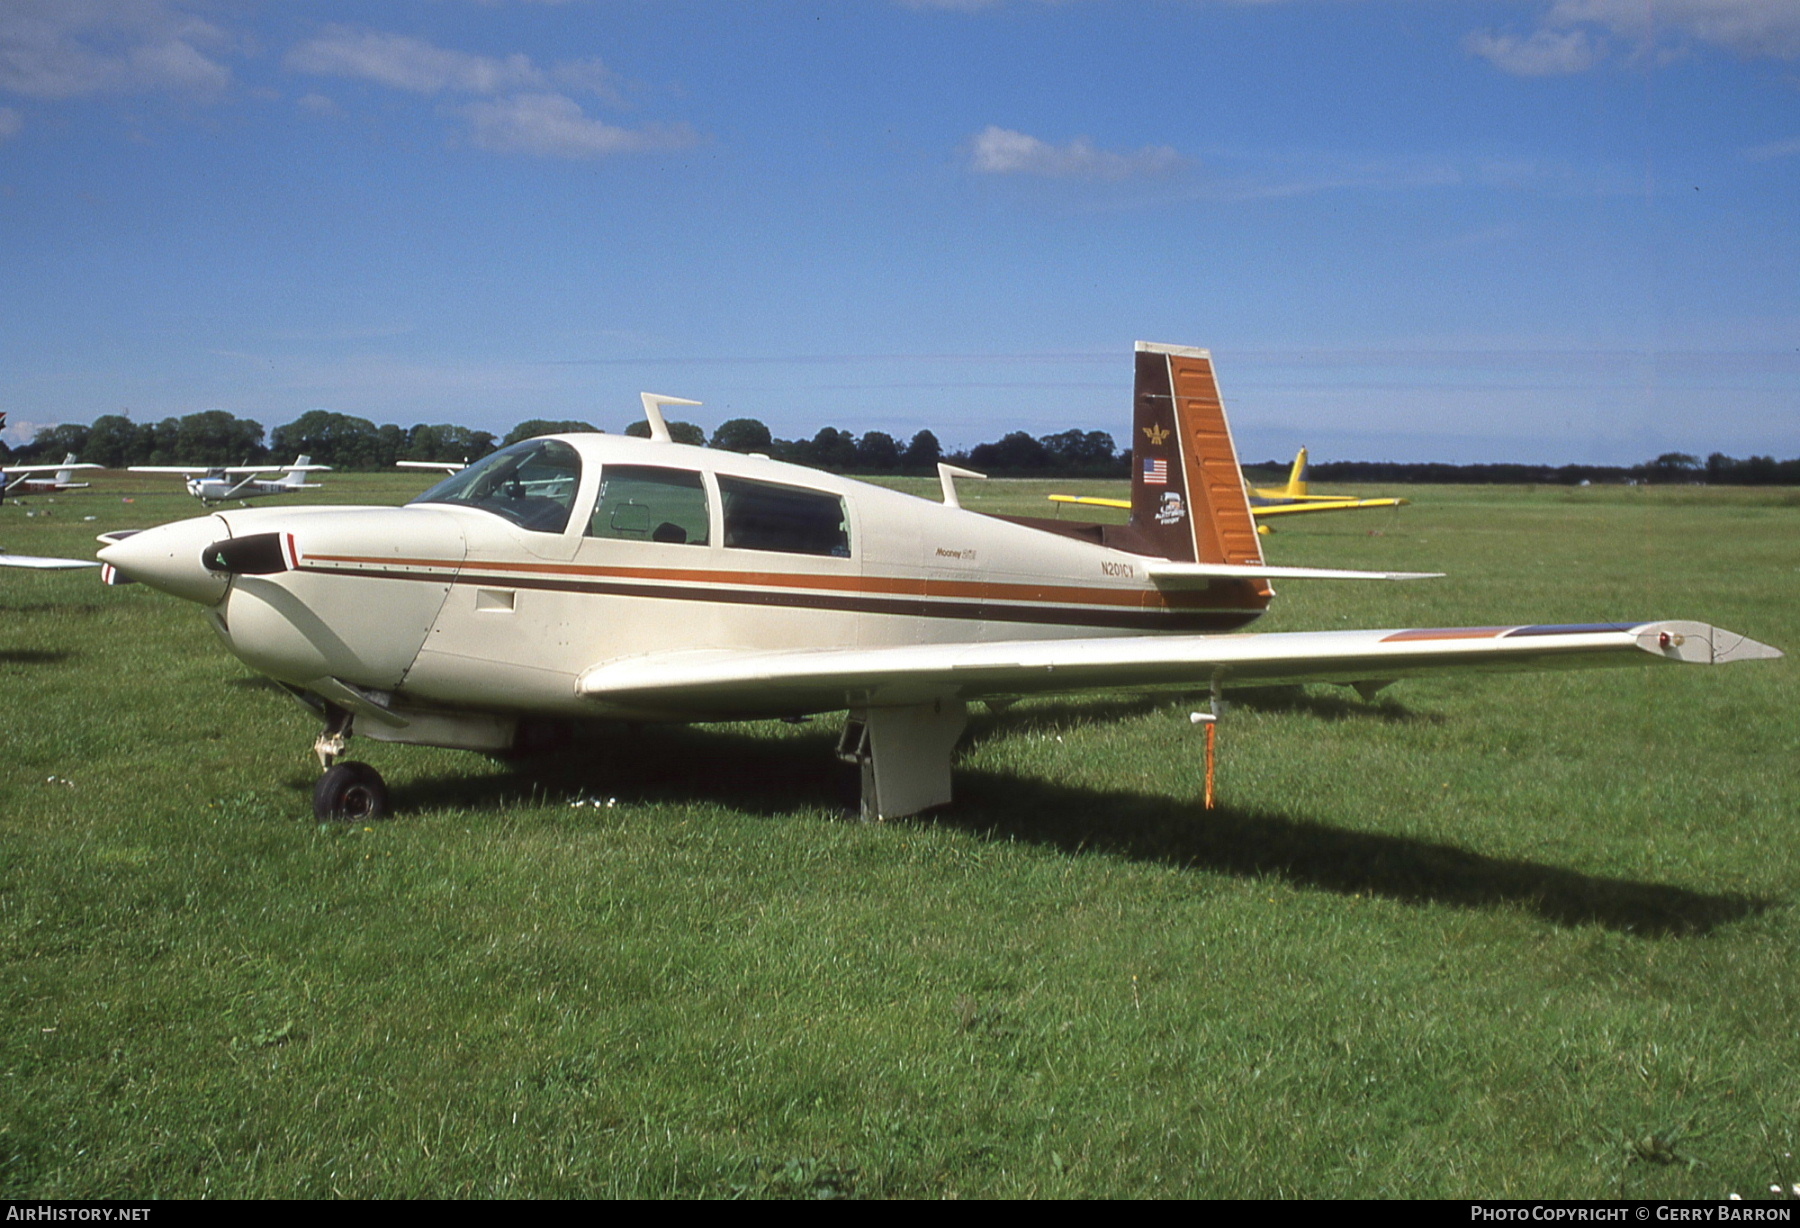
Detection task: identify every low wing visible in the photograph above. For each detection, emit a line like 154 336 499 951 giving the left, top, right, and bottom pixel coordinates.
129 464 328 476
1049 493 1128 511
578 620 1780 719
0 549 99 570
1251 495 1409 517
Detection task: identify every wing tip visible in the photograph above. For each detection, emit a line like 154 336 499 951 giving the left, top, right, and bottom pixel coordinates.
1709 629 1784 664
1638 621 1784 665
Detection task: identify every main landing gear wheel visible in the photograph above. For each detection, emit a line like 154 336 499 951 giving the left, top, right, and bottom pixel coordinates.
313 761 389 823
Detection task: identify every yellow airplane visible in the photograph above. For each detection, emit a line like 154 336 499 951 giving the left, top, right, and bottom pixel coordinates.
1051 447 1407 530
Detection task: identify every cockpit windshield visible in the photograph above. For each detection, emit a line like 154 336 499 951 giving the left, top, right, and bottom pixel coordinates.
410 438 583 534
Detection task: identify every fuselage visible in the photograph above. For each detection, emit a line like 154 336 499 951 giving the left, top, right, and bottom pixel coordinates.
100 433 1271 723
187 475 302 501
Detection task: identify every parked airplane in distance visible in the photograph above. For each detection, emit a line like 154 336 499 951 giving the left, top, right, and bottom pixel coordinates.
2 454 102 500
130 456 329 504
1051 447 1407 530
1248 446 1410 517
96 346 1780 824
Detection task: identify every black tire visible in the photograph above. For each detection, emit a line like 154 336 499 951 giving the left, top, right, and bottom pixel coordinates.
313 761 389 822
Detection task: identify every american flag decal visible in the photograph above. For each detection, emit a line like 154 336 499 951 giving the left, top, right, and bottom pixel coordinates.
1143 457 1168 485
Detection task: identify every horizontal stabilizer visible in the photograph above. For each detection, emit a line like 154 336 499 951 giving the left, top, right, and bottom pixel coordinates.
1146 559 1441 584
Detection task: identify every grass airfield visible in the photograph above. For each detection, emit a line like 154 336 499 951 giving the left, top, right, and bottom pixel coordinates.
1 472 1795 1198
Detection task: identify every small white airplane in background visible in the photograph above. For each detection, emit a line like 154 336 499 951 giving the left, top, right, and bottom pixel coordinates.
129 455 329 504
3 454 103 499
96 344 1780 824
396 460 467 475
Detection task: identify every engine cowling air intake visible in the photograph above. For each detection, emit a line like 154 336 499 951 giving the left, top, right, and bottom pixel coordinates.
202 532 292 576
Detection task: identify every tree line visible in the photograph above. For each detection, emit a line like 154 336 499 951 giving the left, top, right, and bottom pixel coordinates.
0 409 1132 478
4 409 1795 485
1302 451 1800 487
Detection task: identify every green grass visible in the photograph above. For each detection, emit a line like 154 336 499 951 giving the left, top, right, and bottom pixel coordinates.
1 474 1795 1198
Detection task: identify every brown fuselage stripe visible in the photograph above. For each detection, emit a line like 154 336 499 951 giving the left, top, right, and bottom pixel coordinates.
295 561 1263 632
299 552 1267 613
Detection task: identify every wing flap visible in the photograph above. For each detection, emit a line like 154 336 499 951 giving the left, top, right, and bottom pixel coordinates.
576 620 1779 718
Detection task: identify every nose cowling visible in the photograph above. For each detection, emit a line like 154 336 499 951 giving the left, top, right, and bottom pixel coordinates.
96 514 232 606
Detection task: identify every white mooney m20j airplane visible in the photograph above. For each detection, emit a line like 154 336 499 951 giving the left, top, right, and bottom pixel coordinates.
96 343 1780 822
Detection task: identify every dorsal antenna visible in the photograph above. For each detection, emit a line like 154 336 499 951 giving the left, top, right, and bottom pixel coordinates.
937 462 986 508
639 393 703 444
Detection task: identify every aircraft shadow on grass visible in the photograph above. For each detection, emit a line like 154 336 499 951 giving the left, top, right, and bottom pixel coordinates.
964 689 1430 734
373 718 1765 939
1223 685 1433 724
0 602 103 617
0 648 75 666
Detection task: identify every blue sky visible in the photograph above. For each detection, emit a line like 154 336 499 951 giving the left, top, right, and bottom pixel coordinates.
2 0 1796 464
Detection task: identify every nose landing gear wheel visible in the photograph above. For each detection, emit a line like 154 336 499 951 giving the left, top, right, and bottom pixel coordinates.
314 761 389 822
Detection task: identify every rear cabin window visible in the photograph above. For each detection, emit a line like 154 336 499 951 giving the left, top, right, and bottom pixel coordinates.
588 466 710 546
719 476 851 558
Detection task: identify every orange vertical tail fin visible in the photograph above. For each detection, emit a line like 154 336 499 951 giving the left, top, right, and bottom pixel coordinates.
1130 342 1265 570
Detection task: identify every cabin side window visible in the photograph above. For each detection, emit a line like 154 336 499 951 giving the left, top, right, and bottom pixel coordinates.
718 476 851 558
587 466 710 546
410 438 582 534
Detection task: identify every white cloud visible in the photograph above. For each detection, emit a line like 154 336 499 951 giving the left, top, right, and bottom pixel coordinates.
1464 27 1600 76
1 417 52 446
296 92 344 119
1743 135 1800 160
967 126 1185 179
1550 0 1800 59
286 26 621 103
461 94 696 159
285 26 677 158
0 107 21 141
1472 0 1800 76
0 0 234 100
